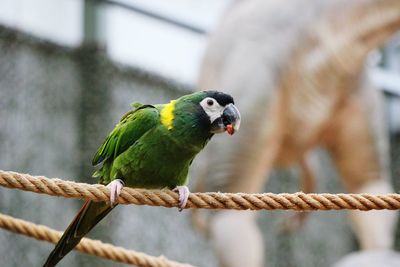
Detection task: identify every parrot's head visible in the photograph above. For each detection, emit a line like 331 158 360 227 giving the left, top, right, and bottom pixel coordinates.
182 90 241 136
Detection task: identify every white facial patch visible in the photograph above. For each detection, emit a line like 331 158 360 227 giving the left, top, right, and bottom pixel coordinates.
200 97 225 123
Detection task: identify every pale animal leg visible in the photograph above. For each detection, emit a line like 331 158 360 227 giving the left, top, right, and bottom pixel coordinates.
173 185 190 211
107 179 125 207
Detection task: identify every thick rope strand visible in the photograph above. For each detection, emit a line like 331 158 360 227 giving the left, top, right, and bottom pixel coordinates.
0 213 194 267
1 170 400 211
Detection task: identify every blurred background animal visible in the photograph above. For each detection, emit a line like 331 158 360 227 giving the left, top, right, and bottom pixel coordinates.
192 0 400 266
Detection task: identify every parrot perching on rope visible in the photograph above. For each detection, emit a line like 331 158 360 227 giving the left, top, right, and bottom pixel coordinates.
43 90 241 267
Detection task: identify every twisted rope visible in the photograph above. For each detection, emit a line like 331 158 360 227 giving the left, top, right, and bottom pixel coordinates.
0 213 194 267
1 170 400 211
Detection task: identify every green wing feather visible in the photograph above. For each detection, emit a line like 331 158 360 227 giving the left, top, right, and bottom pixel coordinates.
92 104 159 166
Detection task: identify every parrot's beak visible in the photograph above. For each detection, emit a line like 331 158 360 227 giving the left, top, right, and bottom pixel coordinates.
210 104 241 135
222 103 241 135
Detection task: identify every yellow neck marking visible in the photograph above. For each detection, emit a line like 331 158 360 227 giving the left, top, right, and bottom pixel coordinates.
160 100 176 130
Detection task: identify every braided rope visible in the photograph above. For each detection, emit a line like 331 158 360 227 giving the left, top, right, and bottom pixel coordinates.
0 213 194 267
1 170 400 211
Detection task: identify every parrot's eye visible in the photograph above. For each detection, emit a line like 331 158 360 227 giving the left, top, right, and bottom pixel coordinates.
200 97 224 123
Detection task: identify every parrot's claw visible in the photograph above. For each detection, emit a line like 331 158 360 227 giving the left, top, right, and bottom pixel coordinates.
173 186 190 212
108 179 125 207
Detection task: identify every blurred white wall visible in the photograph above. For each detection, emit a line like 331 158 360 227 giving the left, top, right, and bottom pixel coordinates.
105 6 207 84
0 0 83 46
0 0 232 84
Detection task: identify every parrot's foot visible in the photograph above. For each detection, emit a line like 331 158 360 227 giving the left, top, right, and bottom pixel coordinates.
108 179 125 207
173 186 190 212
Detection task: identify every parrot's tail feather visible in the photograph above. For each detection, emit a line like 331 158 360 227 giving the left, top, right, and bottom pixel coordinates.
43 200 114 267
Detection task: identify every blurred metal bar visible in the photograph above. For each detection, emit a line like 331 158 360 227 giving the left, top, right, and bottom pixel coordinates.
83 0 98 45
101 0 207 35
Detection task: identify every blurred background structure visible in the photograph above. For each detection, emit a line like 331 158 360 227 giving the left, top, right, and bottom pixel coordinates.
0 0 400 266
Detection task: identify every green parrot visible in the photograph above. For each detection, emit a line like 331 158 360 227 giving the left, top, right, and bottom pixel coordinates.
43 90 241 266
